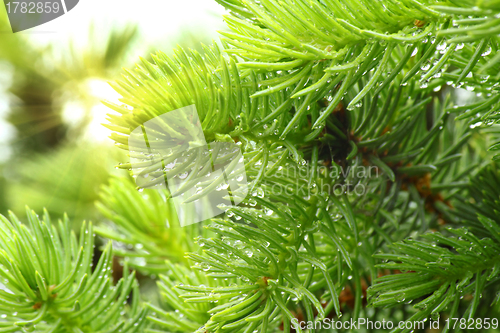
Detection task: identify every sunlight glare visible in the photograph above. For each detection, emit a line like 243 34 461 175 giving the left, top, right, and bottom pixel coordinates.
85 79 122 142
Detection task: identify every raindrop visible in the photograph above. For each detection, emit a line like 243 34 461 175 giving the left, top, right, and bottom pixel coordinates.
436 42 447 52
482 47 492 57
216 184 229 191
395 293 406 303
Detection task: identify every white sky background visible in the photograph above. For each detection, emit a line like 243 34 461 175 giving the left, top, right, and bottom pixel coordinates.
0 0 227 160
28 0 226 50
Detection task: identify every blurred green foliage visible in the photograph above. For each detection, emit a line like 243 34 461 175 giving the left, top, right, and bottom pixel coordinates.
0 15 139 220
4 144 126 223
0 2 219 223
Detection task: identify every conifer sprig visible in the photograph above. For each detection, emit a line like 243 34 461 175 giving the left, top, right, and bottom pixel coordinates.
0 209 147 332
95 176 204 274
369 166 500 332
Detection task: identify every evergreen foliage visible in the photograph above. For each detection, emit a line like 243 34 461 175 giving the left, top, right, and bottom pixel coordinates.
0 209 147 332
3 0 500 332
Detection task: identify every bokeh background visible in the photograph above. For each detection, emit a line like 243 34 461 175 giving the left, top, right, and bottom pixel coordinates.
0 0 226 224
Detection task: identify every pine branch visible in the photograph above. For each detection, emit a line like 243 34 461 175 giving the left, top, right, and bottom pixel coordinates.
95 176 206 274
0 209 147 332
369 165 500 332
97 0 500 332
